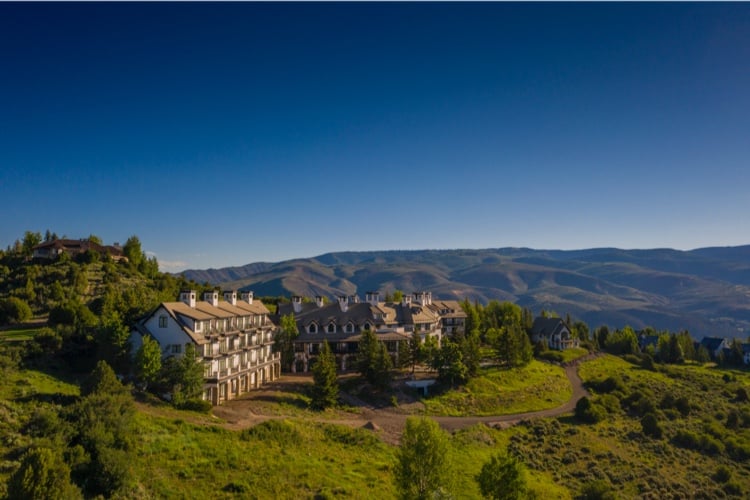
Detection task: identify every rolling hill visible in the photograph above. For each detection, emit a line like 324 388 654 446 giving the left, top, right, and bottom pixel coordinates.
178 246 750 338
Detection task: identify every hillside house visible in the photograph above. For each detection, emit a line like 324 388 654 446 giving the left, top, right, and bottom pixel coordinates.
699 337 730 359
32 239 127 262
131 290 280 405
277 291 465 372
530 317 579 350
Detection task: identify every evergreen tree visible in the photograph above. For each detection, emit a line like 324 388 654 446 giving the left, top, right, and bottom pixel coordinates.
397 338 411 369
460 328 482 378
372 341 393 390
408 331 423 374
356 329 379 380
436 340 468 386
7 447 81 500
311 340 338 409
161 344 204 405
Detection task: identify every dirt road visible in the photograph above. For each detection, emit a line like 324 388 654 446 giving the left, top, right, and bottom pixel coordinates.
212 359 591 444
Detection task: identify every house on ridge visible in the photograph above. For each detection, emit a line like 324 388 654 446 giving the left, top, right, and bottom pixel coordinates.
529 317 579 351
32 238 127 262
699 336 730 360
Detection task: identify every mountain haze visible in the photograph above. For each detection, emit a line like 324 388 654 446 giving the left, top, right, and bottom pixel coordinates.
178 246 750 338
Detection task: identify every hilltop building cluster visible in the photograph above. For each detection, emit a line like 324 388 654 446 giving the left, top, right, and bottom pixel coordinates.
277 291 466 372
131 288 591 405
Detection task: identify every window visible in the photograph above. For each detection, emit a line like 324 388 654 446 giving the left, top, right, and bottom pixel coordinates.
308 323 318 334
346 323 354 333
171 344 182 354
158 315 168 328
327 323 336 333
363 322 371 331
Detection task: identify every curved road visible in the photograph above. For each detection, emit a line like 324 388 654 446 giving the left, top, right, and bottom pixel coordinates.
212 358 593 443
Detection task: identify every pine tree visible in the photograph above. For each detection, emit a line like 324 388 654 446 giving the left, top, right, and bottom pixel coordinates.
311 340 338 409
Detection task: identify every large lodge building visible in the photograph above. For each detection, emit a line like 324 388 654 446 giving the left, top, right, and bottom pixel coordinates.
277 291 466 373
131 290 281 405
132 289 466 405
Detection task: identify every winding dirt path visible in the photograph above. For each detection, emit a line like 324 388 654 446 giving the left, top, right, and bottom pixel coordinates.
211 358 593 444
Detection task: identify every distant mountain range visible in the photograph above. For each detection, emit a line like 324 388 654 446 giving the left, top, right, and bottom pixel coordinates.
178 246 750 338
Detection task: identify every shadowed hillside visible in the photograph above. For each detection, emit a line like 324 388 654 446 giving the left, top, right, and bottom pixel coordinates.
178 246 750 337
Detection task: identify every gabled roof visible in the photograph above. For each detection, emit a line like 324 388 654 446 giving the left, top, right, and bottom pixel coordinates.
163 302 215 321
530 317 568 337
700 337 727 351
234 300 271 316
195 302 235 319
138 304 208 345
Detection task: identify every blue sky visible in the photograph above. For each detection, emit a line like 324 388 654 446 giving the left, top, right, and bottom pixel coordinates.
1 3 749 272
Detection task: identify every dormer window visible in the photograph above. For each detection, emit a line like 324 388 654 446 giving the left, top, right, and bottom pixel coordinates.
327 323 336 334
308 323 318 334
363 322 372 331
345 322 355 333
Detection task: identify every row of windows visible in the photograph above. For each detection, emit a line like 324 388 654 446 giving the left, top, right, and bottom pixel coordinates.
307 322 372 334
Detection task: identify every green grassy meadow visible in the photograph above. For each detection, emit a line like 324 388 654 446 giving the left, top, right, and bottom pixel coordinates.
3 355 750 498
422 360 572 416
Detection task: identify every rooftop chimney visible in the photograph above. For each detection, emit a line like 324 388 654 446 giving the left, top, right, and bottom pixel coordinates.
366 291 380 305
315 296 325 308
402 294 412 307
180 290 196 308
349 295 360 304
338 295 348 312
292 296 303 314
240 291 254 305
204 291 219 307
223 290 237 306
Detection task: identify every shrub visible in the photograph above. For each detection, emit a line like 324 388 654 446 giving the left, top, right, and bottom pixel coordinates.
175 399 212 413
724 436 750 461
713 465 732 483
641 413 663 439
590 375 627 394
241 420 302 447
579 479 616 500
675 396 691 416
735 387 748 402
672 430 724 455
575 397 606 424
538 351 564 363
0 297 33 324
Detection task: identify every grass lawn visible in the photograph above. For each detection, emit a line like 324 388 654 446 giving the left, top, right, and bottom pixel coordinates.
0 366 80 401
422 360 571 416
0 327 46 342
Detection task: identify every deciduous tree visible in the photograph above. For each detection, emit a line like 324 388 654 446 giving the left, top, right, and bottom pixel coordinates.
476 452 527 500
395 417 450 500
274 313 299 372
134 335 162 390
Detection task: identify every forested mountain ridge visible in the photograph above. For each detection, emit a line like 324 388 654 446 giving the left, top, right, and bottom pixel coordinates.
179 246 750 338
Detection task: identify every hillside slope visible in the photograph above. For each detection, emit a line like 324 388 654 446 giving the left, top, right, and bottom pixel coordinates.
179 246 750 337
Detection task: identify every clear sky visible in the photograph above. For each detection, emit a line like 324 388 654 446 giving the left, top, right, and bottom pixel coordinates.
1 3 749 272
